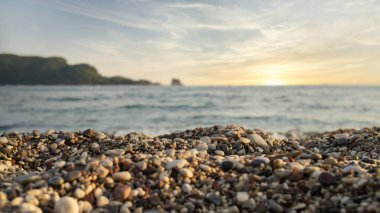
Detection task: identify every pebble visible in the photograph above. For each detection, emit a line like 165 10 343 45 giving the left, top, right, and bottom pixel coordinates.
113 184 131 201
220 161 234 171
238 137 250 144
64 170 81 181
215 150 224 156
15 174 41 185
343 165 367 173
25 195 39 206
196 142 208 151
324 158 338 166
251 156 270 167
0 136 8 144
20 202 42 213
206 193 222 206
54 161 66 168
79 201 93 213
91 142 100 151
247 134 269 149
54 197 79 213
101 159 113 167
318 172 335 186
48 176 64 186
166 159 188 170
74 188 85 199
200 136 211 143
268 199 284 213
289 162 304 171
112 172 132 181
0 125 378 213
199 164 211 172
334 137 349 146
106 149 125 156
182 183 192 193
55 138 65 145
180 168 193 178
97 196 109 207
236 192 249 203
11 197 23 206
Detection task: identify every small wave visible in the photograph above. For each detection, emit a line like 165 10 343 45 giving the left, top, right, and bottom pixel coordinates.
47 97 83 102
121 103 214 110
0 125 16 132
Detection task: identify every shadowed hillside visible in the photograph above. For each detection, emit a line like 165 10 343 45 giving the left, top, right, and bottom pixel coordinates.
0 54 159 85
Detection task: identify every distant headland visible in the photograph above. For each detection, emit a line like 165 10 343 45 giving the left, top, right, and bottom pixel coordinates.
0 54 160 85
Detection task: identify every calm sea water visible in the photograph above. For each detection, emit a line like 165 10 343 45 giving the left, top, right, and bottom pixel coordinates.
0 86 379 135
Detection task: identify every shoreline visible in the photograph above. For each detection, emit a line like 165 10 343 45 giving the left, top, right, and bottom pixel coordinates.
0 125 379 212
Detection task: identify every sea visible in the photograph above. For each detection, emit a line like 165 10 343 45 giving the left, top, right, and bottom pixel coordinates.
0 85 379 135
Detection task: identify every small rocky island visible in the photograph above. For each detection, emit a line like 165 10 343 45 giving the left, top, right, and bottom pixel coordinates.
171 78 183 86
0 54 159 85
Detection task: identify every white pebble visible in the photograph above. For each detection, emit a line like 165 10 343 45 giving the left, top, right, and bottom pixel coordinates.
236 192 249 203
54 197 79 213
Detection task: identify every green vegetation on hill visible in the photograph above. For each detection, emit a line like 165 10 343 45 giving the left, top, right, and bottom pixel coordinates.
0 54 159 85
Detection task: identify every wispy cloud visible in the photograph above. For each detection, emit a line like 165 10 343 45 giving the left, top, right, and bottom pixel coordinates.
2 0 380 85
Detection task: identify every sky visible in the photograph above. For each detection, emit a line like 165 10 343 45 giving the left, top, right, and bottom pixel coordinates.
1 0 380 85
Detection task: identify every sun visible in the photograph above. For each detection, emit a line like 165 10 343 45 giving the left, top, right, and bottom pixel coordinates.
264 79 285 86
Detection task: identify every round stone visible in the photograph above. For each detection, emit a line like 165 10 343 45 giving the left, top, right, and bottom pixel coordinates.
220 161 234 171
112 172 132 181
199 136 211 143
79 201 93 213
215 150 224 156
48 176 64 186
32 130 41 136
236 192 249 203
180 168 193 178
91 143 100 151
318 172 335 186
54 196 79 213
182 183 192 193
113 184 131 201
219 144 229 154
55 138 65 145
238 137 251 144
206 193 222 206
334 137 349 146
101 159 113 168
19 203 42 213
97 196 109 207
74 188 85 199
0 137 8 144
54 161 66 169
199 164 211 172
196 142 208 151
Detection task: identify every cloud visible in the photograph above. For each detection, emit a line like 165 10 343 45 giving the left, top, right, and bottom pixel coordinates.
3 0 380 85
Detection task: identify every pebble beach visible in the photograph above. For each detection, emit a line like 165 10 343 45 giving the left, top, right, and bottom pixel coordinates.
0 125 379 213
